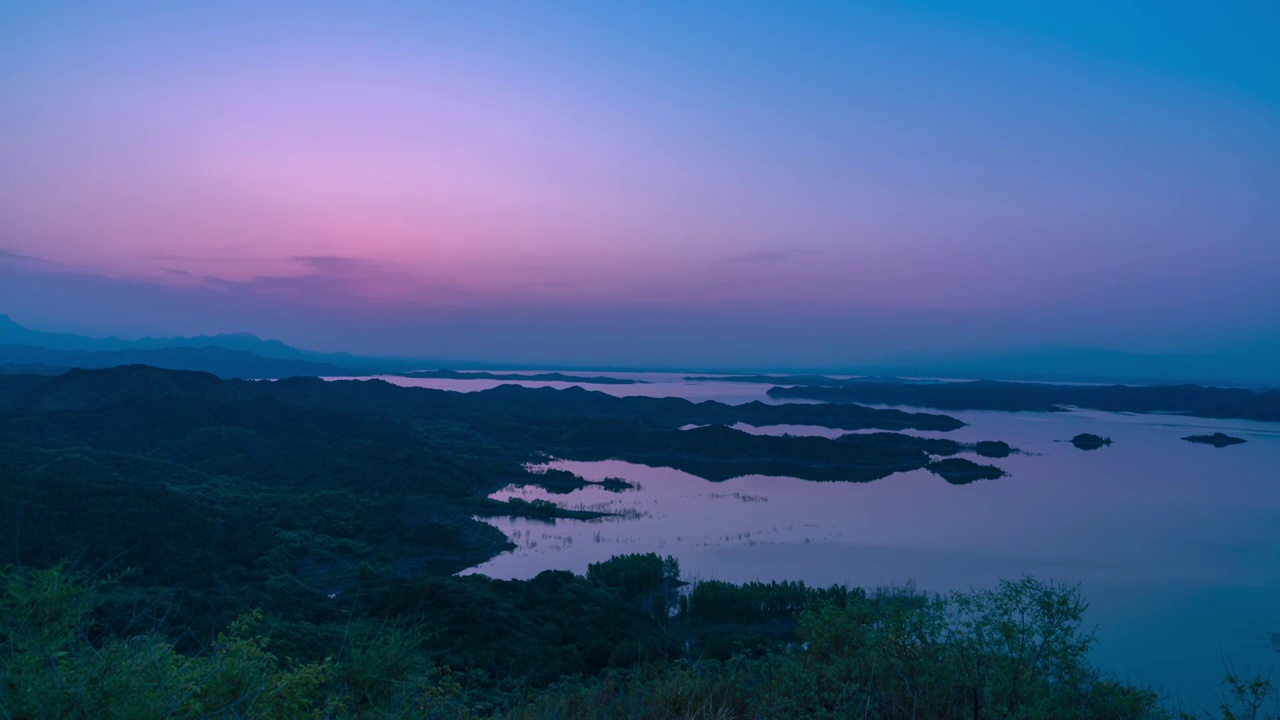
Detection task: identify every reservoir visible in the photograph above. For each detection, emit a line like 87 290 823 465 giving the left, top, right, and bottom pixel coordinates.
349 372 1280 708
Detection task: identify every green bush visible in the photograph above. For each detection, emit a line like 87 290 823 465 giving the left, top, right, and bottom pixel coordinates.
1 563 1273 719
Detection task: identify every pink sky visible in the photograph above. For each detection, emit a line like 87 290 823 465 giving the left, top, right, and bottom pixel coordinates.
1 2 1277 362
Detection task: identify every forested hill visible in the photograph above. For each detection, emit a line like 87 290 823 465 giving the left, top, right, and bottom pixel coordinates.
0 365 996 611
0 365 1263 716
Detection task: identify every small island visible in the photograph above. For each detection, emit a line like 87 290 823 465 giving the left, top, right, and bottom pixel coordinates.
598 476 636 492
467 497 613 520
926 458 1006 484
522 468 636 494
1070 433 1113 451
974 440 1014 458
1182 432 1247 448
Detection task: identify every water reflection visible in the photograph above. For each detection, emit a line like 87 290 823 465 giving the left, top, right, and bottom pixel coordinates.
329 372 822 404
463 406 1280 708
325 372 1280 706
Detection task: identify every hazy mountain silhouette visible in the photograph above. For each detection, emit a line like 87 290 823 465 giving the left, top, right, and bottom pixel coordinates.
866 341 1280 387
0 314 325 360
0 315 413 377
3 315 1276 386
0 344 358 379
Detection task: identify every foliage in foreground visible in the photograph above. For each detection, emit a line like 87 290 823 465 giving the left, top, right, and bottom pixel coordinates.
3 561 1275 719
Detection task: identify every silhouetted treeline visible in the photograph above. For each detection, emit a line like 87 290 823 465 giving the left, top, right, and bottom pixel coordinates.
402 369 643 384
3 560 1268 718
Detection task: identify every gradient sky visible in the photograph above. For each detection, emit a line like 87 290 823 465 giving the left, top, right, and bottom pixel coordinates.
1 1 1277 365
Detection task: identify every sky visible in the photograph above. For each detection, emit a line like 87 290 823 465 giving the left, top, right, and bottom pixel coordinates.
1 1 1278 366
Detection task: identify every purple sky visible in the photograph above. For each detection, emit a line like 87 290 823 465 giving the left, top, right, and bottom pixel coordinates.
2 2 1277 365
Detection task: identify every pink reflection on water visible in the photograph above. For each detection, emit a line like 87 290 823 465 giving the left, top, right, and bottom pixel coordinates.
459 402 1280 705
323 372 1280 704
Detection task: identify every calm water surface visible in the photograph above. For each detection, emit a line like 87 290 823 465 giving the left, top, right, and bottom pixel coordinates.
337 371 814 404
337 373 1280 708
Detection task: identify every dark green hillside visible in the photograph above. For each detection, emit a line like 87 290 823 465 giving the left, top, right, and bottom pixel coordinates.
2 560 1240 718
0 366 988 629
0 366 1267 717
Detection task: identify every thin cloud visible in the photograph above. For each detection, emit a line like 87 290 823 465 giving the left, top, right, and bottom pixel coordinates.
724 247 816 264
193 255 478 308
0 248 55 268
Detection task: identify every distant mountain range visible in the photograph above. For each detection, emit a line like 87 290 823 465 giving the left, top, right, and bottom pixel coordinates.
1 314 1276 386
0 315 383 379
0 344 361 379
0 314 356 361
